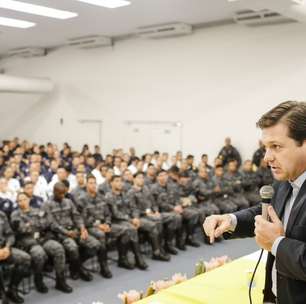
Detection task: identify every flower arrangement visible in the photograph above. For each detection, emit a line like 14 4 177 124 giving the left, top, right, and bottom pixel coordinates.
118 256 231 304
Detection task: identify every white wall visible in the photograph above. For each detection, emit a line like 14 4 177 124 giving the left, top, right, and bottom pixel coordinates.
1 22 306 162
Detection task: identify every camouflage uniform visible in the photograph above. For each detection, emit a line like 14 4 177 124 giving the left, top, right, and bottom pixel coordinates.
0 211 31 301
192 176 220 224
210 176 238 214
44 198 100 279
105 191 148 269
224 171 249 210
10 207 70 292
98 181 111 196
241 170 261 206
76 192 113 277
127 185 170 259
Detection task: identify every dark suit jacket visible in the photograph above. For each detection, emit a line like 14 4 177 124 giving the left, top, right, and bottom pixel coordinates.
229 179 306 304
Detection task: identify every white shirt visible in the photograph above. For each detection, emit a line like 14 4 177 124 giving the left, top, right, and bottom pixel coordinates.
128 164 137 175
34 179 48 202
113 166 121 176
7 178 20 193
91 169 105 185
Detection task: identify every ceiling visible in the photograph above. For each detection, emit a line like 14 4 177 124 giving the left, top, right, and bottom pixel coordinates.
0 0 242 55
0 0 304 55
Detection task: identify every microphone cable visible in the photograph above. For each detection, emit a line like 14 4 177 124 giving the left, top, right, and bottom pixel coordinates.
249 249 264 304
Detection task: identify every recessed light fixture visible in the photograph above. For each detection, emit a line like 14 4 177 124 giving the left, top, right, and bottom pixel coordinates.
76 0 131 9
0 0 78 19
0 16 35 28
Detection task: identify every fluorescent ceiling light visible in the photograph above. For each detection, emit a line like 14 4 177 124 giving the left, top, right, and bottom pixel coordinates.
0 0 78 19
0 16 35 28
76 0 131 9
292 0 305 4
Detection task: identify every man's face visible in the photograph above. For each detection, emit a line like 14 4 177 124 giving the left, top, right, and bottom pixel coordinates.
114 157 121 168
162 153 169 162
18 194 30 210
225 137 231 146
157 172 168 185
101 166 108 177
262 123 306 181
87 157 95 167
76 173 85 186
187 158 193 166
135 174 144 187
87 178 97 193
0 179 8 192
54 187 66 201
106 169 114 181
243 161 253 172
215 167 224 178
180 161 188 171
147 166 156 176
123 170 133 182
57 169 67 181
4 168 13 179
24 184 34 197
112 177 123 191
179 177 190 186
51 160 59 171
228 162 237 173
72 157 80 167
30 171 39 183
201 155 208 164
199 168 208 179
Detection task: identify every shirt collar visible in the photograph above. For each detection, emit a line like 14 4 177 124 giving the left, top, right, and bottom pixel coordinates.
289 170 306 190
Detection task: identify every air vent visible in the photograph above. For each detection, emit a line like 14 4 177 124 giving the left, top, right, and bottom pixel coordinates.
67 35 112 49
8 47 46 58
234 9 294 26
136 23 192 39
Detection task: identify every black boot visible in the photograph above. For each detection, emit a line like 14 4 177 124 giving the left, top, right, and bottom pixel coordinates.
69 259 79 280
117 241 134 270
98 250 113 278
79 267 93 282
130 241 148 270
7 267 26 304
164 229 178 255
186 223 200 248
34 273 48 294
176 227 186 251
150 235 170 262
69 259 92 281
0 280 9 304
55 272 73 293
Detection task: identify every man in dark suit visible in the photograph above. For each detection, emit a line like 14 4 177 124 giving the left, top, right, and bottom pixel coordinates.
203 101 306 304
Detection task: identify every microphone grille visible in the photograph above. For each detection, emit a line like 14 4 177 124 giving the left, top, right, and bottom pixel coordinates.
260 185 274 200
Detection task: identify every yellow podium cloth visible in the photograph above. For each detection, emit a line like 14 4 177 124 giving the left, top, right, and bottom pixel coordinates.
137 251 266 304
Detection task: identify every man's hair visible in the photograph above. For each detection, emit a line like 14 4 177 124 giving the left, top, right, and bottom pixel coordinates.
256 101 306 146
86 174 96 182
179 171 190 179
61 179 70 189
110 175 121 183
168 165 180 174
156 169 167 176
134 171 144 178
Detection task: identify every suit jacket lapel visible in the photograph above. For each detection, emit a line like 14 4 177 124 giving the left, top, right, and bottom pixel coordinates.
286 179 306 233
274 182 292 219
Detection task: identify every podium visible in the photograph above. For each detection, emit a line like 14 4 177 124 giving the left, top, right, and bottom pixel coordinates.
137 250 267 304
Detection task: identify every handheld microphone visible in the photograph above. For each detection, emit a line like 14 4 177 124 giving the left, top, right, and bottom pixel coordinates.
249 185 275 304
259 185 274 220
